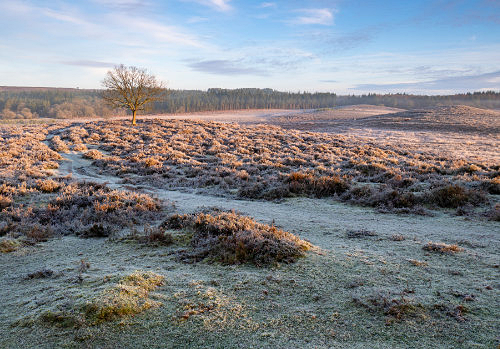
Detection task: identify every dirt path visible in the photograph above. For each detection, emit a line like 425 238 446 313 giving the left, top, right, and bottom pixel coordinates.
51 140 499 259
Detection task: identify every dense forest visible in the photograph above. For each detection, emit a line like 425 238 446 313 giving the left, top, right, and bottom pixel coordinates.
0 86 499 119
337 91 500 109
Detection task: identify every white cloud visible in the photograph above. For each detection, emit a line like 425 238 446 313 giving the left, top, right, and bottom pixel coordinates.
293 8 335 25
259 2 276 8
187 16 209 23
42 8 92 26
113 16 207 48
187 0 232 12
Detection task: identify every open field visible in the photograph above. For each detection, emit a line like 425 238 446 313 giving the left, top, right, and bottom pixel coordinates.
0 105 499 348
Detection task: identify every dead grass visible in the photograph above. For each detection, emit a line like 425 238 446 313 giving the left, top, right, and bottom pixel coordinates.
408 259 428 267
38 271 165 327
353 292 427 324
127 225 174 246
0 237 22 253
83 271 164 324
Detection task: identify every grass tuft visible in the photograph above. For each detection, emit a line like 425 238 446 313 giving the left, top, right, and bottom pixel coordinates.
83 271 164 324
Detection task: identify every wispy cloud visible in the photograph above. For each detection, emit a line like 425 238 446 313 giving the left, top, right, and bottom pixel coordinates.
188 60 268 76
292 8 335 25
42 8 91 26
186 0 232 12
352 71 500 93
62 60 115 68
113 16 206 48
259 2 276 8
91 0 149 11
187 16 209 23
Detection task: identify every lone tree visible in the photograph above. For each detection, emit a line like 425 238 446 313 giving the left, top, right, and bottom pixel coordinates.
101 64 164 125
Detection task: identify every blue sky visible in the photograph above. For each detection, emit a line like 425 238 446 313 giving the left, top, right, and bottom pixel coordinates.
0 0 499 94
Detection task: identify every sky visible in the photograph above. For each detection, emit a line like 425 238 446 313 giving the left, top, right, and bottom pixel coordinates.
0 0 499 95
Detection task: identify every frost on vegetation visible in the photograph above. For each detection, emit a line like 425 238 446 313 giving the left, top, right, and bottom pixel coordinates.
39 271 165 327
175 283 252 331
46 119 497 216
0 180 166 242
163 209 312 266
0 237 22 253
83 271 165 324
423 242 464 254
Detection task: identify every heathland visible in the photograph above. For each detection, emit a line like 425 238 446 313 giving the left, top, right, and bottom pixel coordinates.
0 104 498 348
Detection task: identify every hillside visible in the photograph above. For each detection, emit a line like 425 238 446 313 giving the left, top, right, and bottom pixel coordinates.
355 105 500 135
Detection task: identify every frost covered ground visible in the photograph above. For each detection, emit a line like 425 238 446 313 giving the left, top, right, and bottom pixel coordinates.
0 106 499 348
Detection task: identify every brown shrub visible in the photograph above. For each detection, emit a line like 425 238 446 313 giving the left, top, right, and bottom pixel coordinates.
0 195 12 209
427 184 485 208
25 225 52 243
36 179 61 193
83 149 104 160
72 143 88 152
423 242 464 254
346 229 377 238
50 136 70 153
130 226 174 245
163 210 311 265
287 172 349 198
486 204 500 221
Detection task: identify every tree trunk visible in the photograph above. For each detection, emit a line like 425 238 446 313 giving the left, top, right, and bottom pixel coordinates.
132 109 137 125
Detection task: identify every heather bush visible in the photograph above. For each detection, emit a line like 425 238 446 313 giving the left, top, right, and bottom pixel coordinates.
286 172 350 198
36 179 61 193
0 181 166 239
427 184 485 208
423 242 464 254
163 210 311 265
83 149 104 160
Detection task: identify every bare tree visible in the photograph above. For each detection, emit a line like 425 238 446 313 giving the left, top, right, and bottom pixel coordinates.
101 64 164 125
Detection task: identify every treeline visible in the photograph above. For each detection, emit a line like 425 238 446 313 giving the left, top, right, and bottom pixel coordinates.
0 88 119 119
0 87 337 119
1 87 499 119
336 91 500 109
153 88 337 113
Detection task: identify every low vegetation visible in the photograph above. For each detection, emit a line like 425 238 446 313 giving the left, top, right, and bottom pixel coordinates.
39 271 165 328
43 119 497 216
423 242 464 254
163 210 312 265
83 271 165 324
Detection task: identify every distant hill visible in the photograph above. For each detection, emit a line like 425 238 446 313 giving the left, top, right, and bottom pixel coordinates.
354 105 500 135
